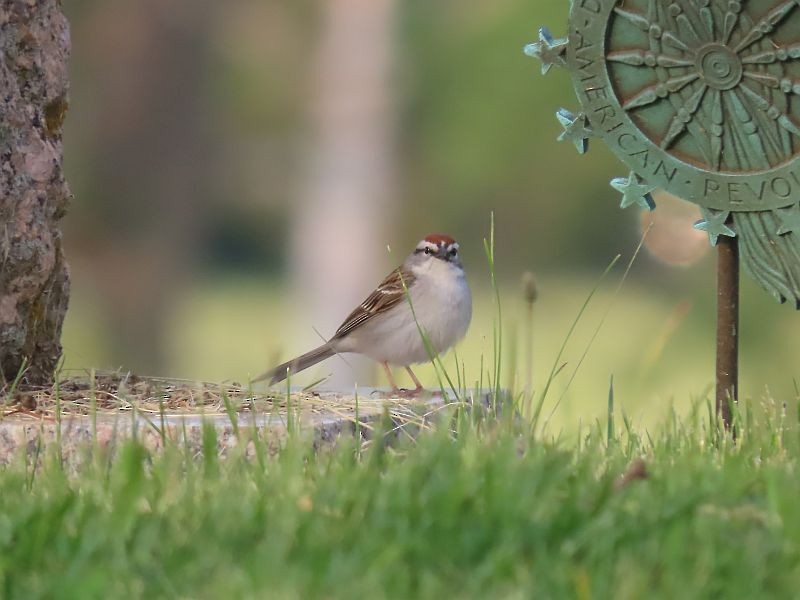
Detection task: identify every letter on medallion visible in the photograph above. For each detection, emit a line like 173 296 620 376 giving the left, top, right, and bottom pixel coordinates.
704 179 720 197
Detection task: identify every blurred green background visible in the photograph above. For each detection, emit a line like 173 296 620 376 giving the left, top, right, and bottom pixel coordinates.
60 0 799 430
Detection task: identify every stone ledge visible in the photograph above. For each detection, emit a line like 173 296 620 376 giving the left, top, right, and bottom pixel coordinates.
1 375 471 465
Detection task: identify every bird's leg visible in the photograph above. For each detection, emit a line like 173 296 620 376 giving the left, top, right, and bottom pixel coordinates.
405 366 424 393
381 361 401 395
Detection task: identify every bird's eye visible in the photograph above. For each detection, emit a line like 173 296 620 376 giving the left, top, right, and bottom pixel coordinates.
448 248 457 257
424 247 433 255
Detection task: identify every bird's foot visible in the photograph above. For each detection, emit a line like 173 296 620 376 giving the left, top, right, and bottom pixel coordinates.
371 387 425 398
397 386 425 398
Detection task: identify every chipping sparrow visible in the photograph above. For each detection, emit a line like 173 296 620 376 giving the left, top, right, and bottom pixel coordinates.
256 234 472 394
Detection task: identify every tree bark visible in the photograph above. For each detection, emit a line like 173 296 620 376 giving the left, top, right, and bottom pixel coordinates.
0 1 71 384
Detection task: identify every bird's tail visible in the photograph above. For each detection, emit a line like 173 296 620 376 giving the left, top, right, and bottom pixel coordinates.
253 343 336 385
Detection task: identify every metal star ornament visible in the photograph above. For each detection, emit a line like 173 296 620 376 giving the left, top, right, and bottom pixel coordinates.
610 171 656 211
556 109 592 154
776 203 800 236
523 27 567 75
694 209 736 246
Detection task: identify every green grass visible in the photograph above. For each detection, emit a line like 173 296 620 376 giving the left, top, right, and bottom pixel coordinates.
46 225 800 598
2 399 800 598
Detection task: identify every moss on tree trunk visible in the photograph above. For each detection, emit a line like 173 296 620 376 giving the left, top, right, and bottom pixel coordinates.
0 1 71 384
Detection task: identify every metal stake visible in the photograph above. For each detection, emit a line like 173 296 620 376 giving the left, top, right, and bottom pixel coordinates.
716 236 739 429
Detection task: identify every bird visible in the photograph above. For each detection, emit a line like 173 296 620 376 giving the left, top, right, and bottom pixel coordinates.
256 234 472 394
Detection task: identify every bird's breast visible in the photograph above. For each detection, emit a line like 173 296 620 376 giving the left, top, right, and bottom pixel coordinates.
409 270 472 352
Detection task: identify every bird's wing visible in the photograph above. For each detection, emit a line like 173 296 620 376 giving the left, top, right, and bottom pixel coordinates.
333 267 415 340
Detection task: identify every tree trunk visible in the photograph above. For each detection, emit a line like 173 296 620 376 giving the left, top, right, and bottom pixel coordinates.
0 1 71 384
290 0 397 388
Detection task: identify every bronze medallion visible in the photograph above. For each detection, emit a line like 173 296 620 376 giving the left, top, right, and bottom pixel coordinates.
527 0 800 306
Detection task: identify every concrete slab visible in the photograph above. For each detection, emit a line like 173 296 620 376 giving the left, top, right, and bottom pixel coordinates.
0 373 473 465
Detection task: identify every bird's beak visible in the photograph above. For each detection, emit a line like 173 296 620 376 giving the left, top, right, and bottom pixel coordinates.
436 247 449 260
